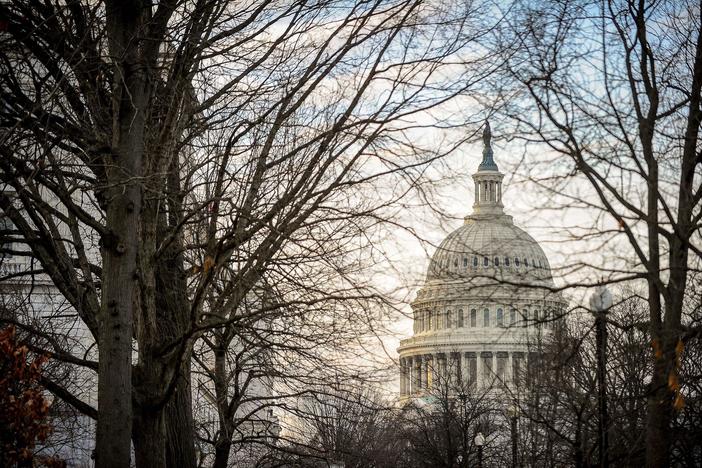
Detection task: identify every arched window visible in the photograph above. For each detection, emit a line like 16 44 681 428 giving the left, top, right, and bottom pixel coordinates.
473 256 478 267
483 256 489 267
463 257 468 267
522 308 529 326
483 308 490 327
510 308 516 325
446 310 452 328
523 258 529 267
515 257 520 267
458 309 464 327
497 308 504 327
454 259 458 268
505 257 510 267
470 309 477 327
494 257 500 267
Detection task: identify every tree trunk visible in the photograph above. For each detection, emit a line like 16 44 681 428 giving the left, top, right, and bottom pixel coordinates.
96 191 139 467
133 407 167 468
213 346 232 468
645 349 673 468
132 363 195 468
96 2 148 465
166 362 197 468
574 419 583 468
213 439 232 468
159 210 196 468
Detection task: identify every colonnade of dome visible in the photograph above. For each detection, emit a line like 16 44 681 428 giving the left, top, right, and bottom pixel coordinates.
399 350 528 396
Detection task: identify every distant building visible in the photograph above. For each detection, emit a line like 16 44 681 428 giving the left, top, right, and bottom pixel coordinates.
1 186 97 466
397 123 566 398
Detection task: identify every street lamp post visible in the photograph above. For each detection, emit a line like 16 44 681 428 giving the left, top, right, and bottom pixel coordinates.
590 286 612 468
507 405 519 468
458 392 468 467
474 431 485 468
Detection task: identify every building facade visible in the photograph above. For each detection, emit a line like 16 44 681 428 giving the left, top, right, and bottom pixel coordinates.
398 124 566 398
1 185 98 466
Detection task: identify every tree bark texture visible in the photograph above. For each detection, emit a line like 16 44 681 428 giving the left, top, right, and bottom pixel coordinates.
131 206 195 468
213 440 233 468
133 407 167 468
165 363 196 468
96 2 148 465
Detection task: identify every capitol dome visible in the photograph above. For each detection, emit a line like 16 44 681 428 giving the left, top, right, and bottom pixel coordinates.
398 123 566 399
426 218 554 285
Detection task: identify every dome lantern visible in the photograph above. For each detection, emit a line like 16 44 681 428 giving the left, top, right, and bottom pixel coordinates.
472 121 504 216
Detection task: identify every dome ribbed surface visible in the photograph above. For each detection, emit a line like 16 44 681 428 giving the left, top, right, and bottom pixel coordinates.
427 217 552 283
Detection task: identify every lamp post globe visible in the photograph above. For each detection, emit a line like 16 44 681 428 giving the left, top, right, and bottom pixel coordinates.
589 286 612 312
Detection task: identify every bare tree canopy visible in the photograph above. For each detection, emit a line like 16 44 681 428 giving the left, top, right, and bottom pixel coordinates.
492 0 701 465
0 0 503 466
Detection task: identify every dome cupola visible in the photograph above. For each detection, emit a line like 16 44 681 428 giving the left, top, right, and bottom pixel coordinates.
426 122 553 285
472 122 505 217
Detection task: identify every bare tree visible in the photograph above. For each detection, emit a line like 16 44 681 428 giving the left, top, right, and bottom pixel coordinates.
397 362 497 468
0 0 503 466
289 385 402 468
492 0 702 465
512 287 702 467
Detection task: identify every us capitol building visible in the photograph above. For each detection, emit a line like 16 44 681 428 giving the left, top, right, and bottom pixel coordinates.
398 123 566 398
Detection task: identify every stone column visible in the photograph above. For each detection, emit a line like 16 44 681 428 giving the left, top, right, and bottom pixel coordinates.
399 358 404 395
497 351 508 385
476 351 482 388
450 353 460 387
428 354 435 389
402 358 407 395
484 352 492 387
461 352 469 387
439 354 447 388
399 358 406 396
414 357 421 393
508 352 514 386
513 352 524 387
